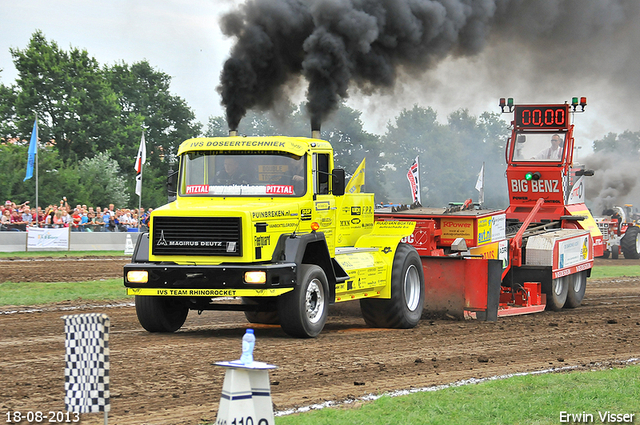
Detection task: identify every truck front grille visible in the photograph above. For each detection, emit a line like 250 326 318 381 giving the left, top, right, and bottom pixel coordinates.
152 216 242 256
597 222 610 239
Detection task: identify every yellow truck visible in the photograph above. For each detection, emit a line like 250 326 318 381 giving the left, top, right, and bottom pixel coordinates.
124 135 424 337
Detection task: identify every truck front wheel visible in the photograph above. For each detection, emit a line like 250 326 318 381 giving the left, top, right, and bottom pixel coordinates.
545 276 568 311
135 296 188 332
360 243 425 328
565 271 587 308
621 225 640 259
278 265 329 338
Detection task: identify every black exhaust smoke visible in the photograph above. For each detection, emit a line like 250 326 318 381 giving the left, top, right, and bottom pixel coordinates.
217 0 639 130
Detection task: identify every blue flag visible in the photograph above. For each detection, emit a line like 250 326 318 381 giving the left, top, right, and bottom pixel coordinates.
24 118 38 181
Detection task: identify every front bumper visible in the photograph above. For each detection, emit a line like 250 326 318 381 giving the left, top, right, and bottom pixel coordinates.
124 261 297 297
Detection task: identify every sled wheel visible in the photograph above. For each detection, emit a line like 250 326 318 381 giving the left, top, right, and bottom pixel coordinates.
278 264 329 338
565 271 587 308
360 243 424 328
545 276 568 311
601 250 610 259
621 225 640 259
612 248 619 259
242 297 280 324
135 295 188 332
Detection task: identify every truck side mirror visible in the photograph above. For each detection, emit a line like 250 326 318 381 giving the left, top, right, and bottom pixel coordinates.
167 169 178 202
574 169 594 176
332 168 345 196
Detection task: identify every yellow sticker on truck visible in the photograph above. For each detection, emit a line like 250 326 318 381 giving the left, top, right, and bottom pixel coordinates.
334 251 388 296
127 288 293 297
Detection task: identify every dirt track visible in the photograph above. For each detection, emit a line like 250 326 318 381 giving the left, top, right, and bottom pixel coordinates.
1 257 640 424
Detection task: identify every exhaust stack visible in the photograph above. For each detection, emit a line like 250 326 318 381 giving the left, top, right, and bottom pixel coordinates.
311 121 321 139
229 130 238 137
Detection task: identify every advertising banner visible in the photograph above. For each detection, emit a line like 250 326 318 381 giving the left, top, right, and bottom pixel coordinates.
27 226 70 250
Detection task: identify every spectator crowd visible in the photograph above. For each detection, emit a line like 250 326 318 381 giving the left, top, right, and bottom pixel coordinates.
0 198 151 232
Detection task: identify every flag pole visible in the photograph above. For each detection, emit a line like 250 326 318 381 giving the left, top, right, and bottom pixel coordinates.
35 112 39 227
135 129 146 228
138 131 142 228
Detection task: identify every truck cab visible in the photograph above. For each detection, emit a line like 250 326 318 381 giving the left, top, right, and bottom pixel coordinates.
125 135 424 337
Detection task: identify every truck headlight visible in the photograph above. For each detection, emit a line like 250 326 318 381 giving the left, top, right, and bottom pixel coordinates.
244 271 266 284
127 270 149 283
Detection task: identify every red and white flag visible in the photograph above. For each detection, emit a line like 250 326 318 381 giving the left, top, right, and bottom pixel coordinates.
406 156 421 204
134 132 146 197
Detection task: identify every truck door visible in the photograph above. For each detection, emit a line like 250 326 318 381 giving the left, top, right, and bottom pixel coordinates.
313 152 336 252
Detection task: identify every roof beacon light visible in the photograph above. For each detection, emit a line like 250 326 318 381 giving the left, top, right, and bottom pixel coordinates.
580 97 587 111
500 98 514 113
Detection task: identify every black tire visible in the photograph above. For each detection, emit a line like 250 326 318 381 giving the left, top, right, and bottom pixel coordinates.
612 248 619 259
601 250 610 259
278 265 329 338
565 271 587 308
135 296 188 332
242 297 280 324
621 226 640 259
545 276 568 311
359 243 424 328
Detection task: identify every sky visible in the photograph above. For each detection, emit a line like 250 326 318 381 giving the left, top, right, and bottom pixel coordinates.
2 0 640 160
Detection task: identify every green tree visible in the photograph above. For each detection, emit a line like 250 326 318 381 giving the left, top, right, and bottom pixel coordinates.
0 142 85 208
305 105 386 199
204 116 229 137
381 105 450 205
11 31 123 162
380 106 509 207
0 80 18 140
106 60 202 206
593 131 640 156
78 152 130 208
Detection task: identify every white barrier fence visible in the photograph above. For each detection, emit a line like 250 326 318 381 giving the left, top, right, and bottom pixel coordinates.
0 230 142 252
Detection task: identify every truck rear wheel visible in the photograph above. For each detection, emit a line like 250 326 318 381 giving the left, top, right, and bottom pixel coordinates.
565 271 587 308
621 225 640 259
135 296 188 332
360 243 424 328
242 297 280 324
278 265 329 338
545 276 568 311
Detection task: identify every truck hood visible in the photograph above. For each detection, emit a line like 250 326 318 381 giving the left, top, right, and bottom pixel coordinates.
153 198 303 220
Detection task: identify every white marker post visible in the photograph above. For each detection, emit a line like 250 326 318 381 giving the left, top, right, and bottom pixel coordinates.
214 360 277 425
124 234 134 256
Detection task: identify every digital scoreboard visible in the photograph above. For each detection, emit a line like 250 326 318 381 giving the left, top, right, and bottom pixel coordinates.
514 105 570 130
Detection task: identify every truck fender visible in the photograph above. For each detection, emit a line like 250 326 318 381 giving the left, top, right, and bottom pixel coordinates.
131 232 150 263
271 232 347 303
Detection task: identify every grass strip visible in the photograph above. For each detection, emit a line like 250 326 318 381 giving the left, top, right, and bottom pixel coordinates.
590 265 640 278
275 365 640 425
0 279 127 306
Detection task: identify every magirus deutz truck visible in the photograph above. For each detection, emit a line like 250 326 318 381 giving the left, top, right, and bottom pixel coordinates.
124 133 425 337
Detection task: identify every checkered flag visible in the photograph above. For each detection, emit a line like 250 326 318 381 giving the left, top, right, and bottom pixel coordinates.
62 313 110 414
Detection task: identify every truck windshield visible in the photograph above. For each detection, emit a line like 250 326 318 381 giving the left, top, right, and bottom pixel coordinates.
180 152 306 197
511 132 566 162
